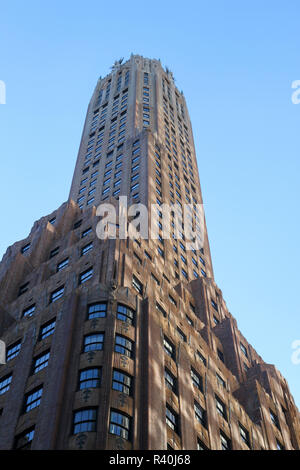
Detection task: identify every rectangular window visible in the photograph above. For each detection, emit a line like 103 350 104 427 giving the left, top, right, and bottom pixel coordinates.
24 386 43 413
239 422 251 448
83 333 104 352
164 368 177 394
87 303 107 319
79 267 93 285
216 373 226 388
132 275 143 295
112 370 133 396
49 247 59 258
50 286 64 303
194 401 207 427
6 340 21 361
0 373 12 395
21 243 31 254
81 227 92 238
216 395 227 421
220 430 231 450
166 404 180 435
240 342 248 358
22 304 36 318
270 409 280 429
191 368 203 392
18 282 29 296
81 242 93 256
117 304 135 325
39 319 56 340
14 426 35 450
115 335 134 359
32 350 50 374
163 336 176 360
73 408 97 434
109 410 131 440
79 368 101 390
57 258 69 272
177 327 187 343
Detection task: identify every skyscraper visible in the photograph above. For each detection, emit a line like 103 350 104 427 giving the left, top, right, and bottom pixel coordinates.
0 55 299 450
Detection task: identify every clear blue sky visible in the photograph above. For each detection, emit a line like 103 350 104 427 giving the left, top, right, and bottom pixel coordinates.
0 1 299 408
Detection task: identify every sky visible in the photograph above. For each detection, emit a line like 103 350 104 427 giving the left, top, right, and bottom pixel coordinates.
0 1 299 408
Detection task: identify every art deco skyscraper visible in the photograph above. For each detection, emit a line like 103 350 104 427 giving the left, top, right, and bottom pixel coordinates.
0 55 299 450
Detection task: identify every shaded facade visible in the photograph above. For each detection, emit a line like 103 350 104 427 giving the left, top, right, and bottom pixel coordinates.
0 55 299 450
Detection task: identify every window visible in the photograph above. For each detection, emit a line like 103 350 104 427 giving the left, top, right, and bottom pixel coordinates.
87 303 107 320
132 275 143 295
22 304 36 318
14 426 35 450
112 370 133 396
57 258 69 272
164 368 177 394
220 430 231 450
186 315 194 327
117 304 135 325
240 342 248 358
21 243 31 254
73 408 97 434
50 286 64 303
18 282 29 296
216 395 227 421
239 423 251 448
270 409 280 429
217 348 224 363
0 373 12 395
191 368 203 392
166 405 180 435
216 373 226 388
32 350 50 374
81 227 92 238
197 439 209 450
156 302 167 318
115 335 134 358
49 247 59 258
79 368 101 390
194 401 207 427
81 242 93 256
109 410 131 440
39 318 56 340
79 267 93 285
276 439 285 450
196 350 207 366
6 340 21 361
177 327 186 343
24 386 43 413
83 333 104 352
163 336 176 360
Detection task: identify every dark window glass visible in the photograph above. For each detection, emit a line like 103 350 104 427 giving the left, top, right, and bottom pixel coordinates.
32 351 50 374
24 386 43 413
112 370 133 396
79 368 101 390
6 340 21 361
73 408 97 434
14 426 35 450
83 333 104 352
39 319 56 340
87 303 107 320
109 410 131 440
0 373 12 395
117 304 135 325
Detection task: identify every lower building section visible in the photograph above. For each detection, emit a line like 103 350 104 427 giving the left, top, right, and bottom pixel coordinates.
0 201 299 449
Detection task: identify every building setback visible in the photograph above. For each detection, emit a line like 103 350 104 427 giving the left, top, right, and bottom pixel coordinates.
0 55 299 450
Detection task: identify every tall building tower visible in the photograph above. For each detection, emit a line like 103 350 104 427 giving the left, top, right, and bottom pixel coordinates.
0 55 299 451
